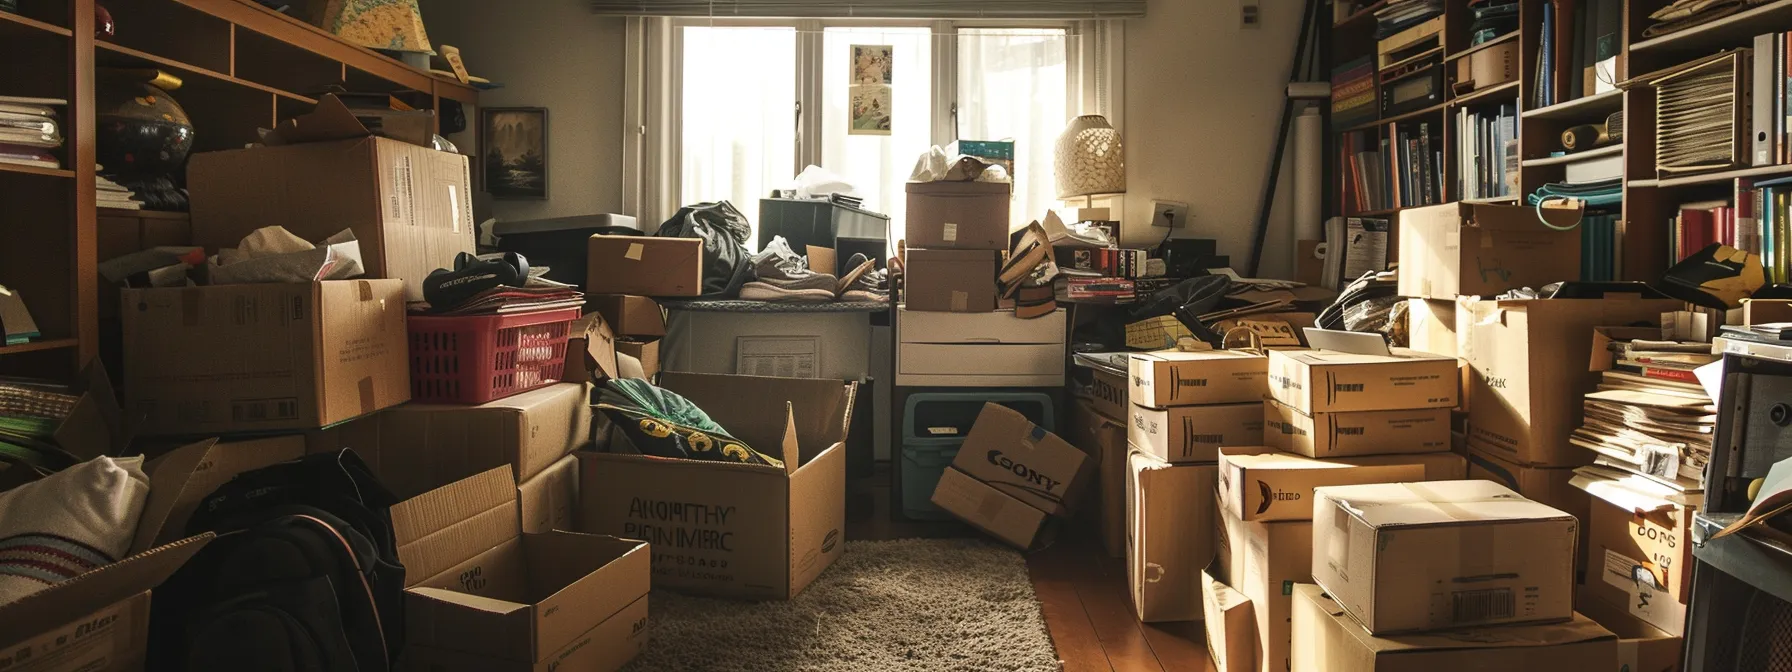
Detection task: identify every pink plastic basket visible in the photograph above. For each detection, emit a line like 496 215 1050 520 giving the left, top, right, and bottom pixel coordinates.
406 308 581 404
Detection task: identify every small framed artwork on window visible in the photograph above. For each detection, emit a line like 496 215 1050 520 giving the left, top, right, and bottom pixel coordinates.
481 107 548 199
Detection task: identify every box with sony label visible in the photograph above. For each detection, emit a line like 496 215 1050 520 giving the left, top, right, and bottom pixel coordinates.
1128 349 1269 408
948 403 1090 516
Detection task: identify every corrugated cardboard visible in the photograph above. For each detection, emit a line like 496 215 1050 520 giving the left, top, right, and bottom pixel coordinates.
1311 480 1578 634
1467 447 1591 575
122 280 410 435
1126 452 1216 622
1581 486 1695 634
1216 502 1312 672
1218 446 1428 522
1340 451 1467 481
393 466 651 670
49 363 127 461
953 403 1088 516
189 136 475 301
1290 584 1617 672
1262 398 1451 458
139 436 306 547
1405 298 1462 358
590 295 666 338
1267 348 1458 414
1127 350 1269 408
1067 398 1128 558
1083 365 1129 421
617 339 659 379
1576 588 1684 672
562 313 619 383
578 372 853 600
904 249 999 313
586 235 703 297
0 536 211 672
905 180 1011 250
307 382 593 500
519 455 580 534
1128 402 1263 463
1396 202 1583 300
1202 571 1257 672
931 466 1050 550
1462 297 1678 466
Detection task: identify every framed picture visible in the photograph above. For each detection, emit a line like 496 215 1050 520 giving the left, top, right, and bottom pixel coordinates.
481 107 548 199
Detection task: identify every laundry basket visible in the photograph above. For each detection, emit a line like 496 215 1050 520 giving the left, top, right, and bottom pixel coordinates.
407 308 581 404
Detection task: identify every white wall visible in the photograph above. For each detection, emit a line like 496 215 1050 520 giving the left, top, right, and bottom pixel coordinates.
421 0 627 223
1121 0 1303 278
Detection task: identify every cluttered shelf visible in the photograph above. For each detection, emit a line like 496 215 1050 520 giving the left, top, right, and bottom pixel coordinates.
1333 0 1390 27
1449 80 1521 107
1630 0 1792 55
1341 101 1447 133
0 338 80 356
1523 144 1623 168
1446 31 1518 62
1630 163 1792 189
1520 89 1623 120
94 41 318 104
0 9 71 37
0 163 75 180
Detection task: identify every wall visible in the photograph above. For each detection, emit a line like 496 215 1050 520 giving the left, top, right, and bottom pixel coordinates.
1121 0 1304 278
421 0 626 223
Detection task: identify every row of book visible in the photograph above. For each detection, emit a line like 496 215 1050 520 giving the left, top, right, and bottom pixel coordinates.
1455 103 1518 201
1532 0 1623 108
1750 33 1792 168
1330 56 1378 132
0 96 64 170
1579 211 1620 282
1339 121 1444 213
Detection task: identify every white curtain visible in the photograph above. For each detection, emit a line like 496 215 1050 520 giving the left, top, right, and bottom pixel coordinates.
678 26 798 232
957 28 1069 229
820 27 933 252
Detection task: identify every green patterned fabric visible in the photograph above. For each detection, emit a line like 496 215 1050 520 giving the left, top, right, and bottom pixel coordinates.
595 379 782 468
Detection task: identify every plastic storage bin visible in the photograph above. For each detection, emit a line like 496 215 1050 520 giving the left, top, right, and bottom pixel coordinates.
899 391 1055 519
407 308 581 404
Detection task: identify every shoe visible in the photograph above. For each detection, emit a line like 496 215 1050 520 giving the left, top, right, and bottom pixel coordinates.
839 253 890 302
739 281 836 302
836 253 876 295
752 236 837 291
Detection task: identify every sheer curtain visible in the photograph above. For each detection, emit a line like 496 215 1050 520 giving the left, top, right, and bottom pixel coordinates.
821 27 933 250
680 26 797 238
957 28 1069 229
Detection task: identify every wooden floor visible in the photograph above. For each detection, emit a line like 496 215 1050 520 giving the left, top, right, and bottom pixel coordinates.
847 472 1215 672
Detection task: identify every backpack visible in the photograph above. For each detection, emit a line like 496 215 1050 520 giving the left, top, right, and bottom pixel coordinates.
149 450 405 671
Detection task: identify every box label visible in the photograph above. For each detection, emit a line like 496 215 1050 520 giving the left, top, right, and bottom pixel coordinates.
624 497 739 584
943 222 959 242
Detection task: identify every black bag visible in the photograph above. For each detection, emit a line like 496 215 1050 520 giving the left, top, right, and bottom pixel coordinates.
150 451 405 672
655 200 754 299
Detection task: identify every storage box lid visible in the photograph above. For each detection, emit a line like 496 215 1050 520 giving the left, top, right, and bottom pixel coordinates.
392 465 521 585
1296 584 1614 654
1319 480 1575 528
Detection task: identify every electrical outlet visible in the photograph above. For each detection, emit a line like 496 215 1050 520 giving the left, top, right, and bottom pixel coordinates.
1241 0 1261 28
1151 201 1190 229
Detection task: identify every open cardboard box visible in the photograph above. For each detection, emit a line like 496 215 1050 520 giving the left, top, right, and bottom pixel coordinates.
394 465 651 672
579 372 855 600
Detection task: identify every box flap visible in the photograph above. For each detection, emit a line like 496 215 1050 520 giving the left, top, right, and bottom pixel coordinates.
1297 584 1612 654
0 534 212 647
1220 446 1359 472
1570 466 1698 512
54 361 127 460
1588 326 1669 371
264 94 434 147
393 466 522 587
1324 480 1574 527
1276 347 1454 368
136 435 307 552
409 586 532 615
1133 349 1265 364
658 372 850 468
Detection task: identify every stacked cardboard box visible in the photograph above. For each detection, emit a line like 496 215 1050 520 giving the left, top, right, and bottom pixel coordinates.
1068 359 1130 558
1570 468 1698 640
584 234 688 376
932 403 1089 551
901 180 1010 313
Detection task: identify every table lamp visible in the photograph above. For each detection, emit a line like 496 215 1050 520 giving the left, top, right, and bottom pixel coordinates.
1054 114 1126 206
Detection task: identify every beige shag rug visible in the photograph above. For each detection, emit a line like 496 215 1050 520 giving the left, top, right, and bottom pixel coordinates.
623 538 1059 672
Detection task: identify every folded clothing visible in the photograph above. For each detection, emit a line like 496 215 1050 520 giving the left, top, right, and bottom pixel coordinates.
0 456 150 606
596 379 784 467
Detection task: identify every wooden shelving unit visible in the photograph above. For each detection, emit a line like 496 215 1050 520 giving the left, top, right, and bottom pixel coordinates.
0 0 478 377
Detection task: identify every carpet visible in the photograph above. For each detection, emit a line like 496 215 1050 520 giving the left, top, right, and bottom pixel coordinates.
623 538 1060 672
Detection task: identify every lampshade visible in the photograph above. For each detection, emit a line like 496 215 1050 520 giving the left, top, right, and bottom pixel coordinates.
1054 114 1126 199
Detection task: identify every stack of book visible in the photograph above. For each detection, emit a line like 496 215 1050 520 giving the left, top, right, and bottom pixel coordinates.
0 96 64 170
1533 0 1623 107
1330 56 1377 131
1340 120 1443 212
1570 338 1717 492
1058 277 1135 301
1454 103 1518 200
96 170 142 210
1580 211 1619 281
1669 200 1735 262
1467 0 1518 45
1747 176 1792 284
1373 0 1443 39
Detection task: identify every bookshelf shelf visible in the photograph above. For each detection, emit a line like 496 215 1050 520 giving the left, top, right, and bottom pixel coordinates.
0 10 71 37
0 163 76 179
1382 46 1445 73
1447 32 1519 62
1629 0 1792 56
1521 89 1623 120
95 41 317 104
1524 144 1623 168
1335 1 1390 28
1449 80 1522 107
1631 164 1792 189
1463 196 1520 204
1353 208 1403 217
1342 102 1449 133
0 338 80 356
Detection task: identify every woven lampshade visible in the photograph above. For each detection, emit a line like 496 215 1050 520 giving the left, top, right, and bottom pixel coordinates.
1053 114 1126 199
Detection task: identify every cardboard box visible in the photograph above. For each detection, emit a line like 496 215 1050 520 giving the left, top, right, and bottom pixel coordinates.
903 249 999 313
1217 446 1427 522
1262 398 1451 458
520 454 580 534
590 295 666 338
1581 485 1695 634
1216 504 1312 672
952 403 1088 516
562 313 620 383
1080 364 1129 422
1128 349 1269 408
1311 480 1578 633
1467 447 1591 573
932 466 1051 550
1290 584 1618 672
307 382 593 500
122 280 410 435
617 339 660 378
189 136 475 301
1202 571 1257 672
578 372 852 600
393 466 651 672
1128 402 1263 463
1397 202 1583 301
1126 453 1216 622
1266 348 1459 415
1455 38 1521 90
1341 451 1467 481
144 435 308 540
904 180 1011 250
1067 398 1128 558
1577 587 1684 672
1462 298 1678 466
1405 298 1462 358
586 235 703 297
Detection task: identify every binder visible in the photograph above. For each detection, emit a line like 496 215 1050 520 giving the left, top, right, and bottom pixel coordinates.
1754 33 1777 166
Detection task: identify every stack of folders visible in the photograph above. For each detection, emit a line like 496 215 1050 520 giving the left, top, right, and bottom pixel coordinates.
1579 211 1619 281
1373 0 1443 39
0 96 64 170
1651 51 1744 175
1455 103 1518 200
1570 338 1719 492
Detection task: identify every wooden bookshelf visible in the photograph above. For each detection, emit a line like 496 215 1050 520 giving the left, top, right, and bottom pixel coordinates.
1524 143 1622 167
1629 0 1792 56
1520 88 1622 119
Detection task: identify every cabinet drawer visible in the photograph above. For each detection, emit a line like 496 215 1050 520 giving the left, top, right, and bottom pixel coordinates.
897 307 1065 345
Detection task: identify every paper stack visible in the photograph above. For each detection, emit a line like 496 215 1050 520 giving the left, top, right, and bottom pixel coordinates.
0 96 64 170
1570 337 1718 491
96 170 142 210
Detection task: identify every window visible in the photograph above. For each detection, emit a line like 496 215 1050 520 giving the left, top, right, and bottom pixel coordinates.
671 21 1080 250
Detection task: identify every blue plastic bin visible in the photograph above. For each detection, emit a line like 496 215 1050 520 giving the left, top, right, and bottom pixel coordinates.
899 391 1054 519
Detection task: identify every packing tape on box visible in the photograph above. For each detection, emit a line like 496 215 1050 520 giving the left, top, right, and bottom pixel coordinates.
625 243 644 261
359 280 374 301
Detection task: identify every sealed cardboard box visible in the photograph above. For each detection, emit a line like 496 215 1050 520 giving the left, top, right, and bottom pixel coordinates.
1126 453 1216 622
1217 503 1312 672
1266 348 1458 414
189 136 476 301
1128 350 1269 408
953 403 1088 516
905 180 1011 250
1577 587 1684 672
586 235 703 297
562 313 620 383
308 382 593 500
520 454 580 534
394 466 651 672
1067 398 1128 558
1290 584 1617 672
1579 479 1695 634
932 466 1051 549
1218 446 1428 522
1202 571 1256 672
1467 448 1590 572
1129 401 1263 463
1262 398 1451 458
1397 201 1583 300
123 280 409 435
1462 297 1678 466
1311 480 1578 633
579 373 852 600
904 249 999 313
590 295 666 338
